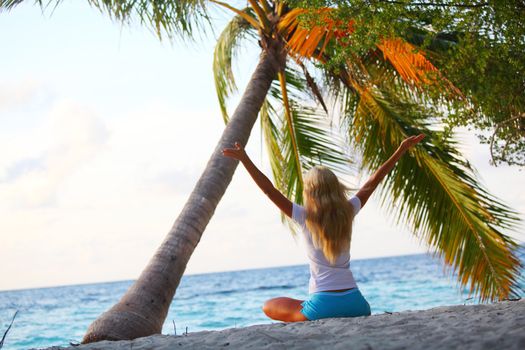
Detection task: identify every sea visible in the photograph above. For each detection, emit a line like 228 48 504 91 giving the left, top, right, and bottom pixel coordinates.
1 247 524 350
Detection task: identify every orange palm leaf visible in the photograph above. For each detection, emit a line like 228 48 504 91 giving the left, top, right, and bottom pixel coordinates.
376 38 438 86
278 8 341 60
279 8 461 95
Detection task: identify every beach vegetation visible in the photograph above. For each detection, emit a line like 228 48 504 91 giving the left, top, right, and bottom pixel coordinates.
288 0 525 166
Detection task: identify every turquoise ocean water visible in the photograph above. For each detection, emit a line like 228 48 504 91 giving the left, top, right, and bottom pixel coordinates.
1 247 524 350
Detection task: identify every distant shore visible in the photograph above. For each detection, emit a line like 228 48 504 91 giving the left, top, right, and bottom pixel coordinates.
41 299 524 350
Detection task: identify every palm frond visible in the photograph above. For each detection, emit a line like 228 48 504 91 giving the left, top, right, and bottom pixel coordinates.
375 38 462 97
213 9 256 122
245 0 271 32
295 59 328 113
261 67 352 206
358 51 444 111
260 98 284 191
279 7 462 100
0 0 30 10
278 8 337 60
210 0 261 29
1 0 211 39
375 38 438 87
260 90 297 229
91 0 214 39
277 70 305 190
349 85 521 301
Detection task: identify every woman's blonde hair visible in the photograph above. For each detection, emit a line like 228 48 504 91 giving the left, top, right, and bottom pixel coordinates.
303 166 354 265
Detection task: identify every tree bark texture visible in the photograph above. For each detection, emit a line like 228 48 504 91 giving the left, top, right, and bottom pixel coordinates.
82 39 286 343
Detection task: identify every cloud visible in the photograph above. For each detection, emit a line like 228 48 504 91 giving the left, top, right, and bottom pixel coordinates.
0 80 46 113
3 157 46 182
0 99 109 209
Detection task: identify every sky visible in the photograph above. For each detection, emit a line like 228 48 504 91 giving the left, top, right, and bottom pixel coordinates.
0 2 523 291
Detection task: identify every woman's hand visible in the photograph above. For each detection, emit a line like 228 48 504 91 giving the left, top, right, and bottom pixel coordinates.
399 134 425 152
356 133 426 208
223 141 293 217
222 142 247 162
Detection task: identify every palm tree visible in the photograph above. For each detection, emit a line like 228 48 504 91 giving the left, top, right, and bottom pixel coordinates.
1 0 521 343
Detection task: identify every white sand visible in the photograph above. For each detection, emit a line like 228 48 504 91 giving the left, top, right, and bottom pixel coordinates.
42 299 524 350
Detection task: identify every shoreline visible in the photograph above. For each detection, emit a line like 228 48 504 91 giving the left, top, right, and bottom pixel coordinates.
41 299 524 350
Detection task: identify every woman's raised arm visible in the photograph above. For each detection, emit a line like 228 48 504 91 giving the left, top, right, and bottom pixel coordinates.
356 134 425 208
222 142 293 218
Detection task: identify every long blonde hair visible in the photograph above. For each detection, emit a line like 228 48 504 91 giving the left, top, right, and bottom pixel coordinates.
303 166 354 265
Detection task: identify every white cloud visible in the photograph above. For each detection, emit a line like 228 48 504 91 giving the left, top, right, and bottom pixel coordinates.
0 80 44 112
0 100 108 209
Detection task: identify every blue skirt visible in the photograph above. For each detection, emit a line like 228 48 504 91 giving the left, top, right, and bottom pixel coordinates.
300 288 371 320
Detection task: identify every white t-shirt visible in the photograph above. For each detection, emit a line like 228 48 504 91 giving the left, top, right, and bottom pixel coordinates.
292 196 361 294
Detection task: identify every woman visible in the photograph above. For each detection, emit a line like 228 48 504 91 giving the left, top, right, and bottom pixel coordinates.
222 134 425 322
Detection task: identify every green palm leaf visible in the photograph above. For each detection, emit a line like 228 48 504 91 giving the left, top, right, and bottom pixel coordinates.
213 8 257 122
260 96 286 195
349 85 521 301
1 0 211 38
261 67 352 206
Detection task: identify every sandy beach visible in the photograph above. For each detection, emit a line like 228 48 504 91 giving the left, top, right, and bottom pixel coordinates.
40 299 524 350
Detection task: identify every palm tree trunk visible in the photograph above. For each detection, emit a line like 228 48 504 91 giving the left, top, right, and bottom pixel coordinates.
82 39 286 343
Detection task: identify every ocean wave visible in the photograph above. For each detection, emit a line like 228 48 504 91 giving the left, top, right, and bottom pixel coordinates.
175 284 299 301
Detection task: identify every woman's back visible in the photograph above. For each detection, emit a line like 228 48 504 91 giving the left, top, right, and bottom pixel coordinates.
292 196 362 294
